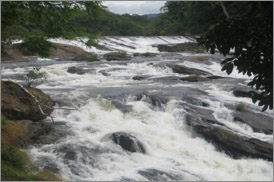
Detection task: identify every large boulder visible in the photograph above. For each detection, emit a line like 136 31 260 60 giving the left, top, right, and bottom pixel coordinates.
110 132 146 153
186 113 273 161
155 42 206 53
1 81 54 121
135 92 168 109
232 86 259 98
166 64 210 76
67 66 88 75
1 43 94 62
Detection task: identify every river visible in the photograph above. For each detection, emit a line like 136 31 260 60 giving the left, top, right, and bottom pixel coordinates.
1 36 273 181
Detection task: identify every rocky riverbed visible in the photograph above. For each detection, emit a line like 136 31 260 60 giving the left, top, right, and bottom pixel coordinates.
1 36 273 181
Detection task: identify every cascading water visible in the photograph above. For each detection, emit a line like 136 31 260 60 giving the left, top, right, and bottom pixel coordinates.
1 36 273 181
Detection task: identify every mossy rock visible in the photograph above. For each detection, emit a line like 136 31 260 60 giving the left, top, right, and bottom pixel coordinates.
103 52 131 61
156 42 206 53
1 81 54 121
1 143 61 181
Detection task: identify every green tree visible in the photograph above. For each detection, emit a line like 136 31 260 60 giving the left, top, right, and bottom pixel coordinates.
198 1 273 111
1 1 101 57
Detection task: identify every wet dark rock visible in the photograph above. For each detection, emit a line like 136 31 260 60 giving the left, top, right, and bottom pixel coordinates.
67 66 88 75
103 52 132 61
166 64 209 76
43 163 60 173
64 151 77 160
1 81 54 121
180 76 209 82
110 132 146 153
98 68 127 76
111 100 133 113
186 114 273 161
135 92 168 109
120 177 136 181
155 42 206 53
138 169 182 181
132 75 150 81
233 110 273 135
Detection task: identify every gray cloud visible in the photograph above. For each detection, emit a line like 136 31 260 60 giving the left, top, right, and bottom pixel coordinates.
103 1 166 15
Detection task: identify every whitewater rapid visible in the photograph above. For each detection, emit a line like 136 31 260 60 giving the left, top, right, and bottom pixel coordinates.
1 36 273 181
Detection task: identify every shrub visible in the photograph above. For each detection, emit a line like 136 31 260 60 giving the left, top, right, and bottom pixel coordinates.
19 36 56 57
103 52 130 61
87 54 99 62
20 66 47 87
236 103 247 112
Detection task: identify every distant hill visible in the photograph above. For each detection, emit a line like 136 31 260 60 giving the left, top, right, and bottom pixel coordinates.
143 14 159 21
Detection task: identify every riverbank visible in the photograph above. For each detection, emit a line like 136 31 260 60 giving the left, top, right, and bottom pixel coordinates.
1 81 61 181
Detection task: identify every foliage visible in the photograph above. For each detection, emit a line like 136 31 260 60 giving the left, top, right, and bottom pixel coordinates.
1 1 102 56
19 36 56 57
20 66 48 87
198 2 273 111
103 52 130 60
1 114 61 181
87 54 99 62
236 103 247 112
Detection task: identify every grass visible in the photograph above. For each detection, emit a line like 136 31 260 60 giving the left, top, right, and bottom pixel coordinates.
236 103 247 112
103 52 130 60
87 54 99 62
1 114 61 181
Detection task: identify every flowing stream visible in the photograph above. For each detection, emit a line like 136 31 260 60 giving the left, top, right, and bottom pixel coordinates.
1 36 273 181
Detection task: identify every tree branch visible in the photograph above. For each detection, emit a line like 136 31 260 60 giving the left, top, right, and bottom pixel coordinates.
219 1 230 19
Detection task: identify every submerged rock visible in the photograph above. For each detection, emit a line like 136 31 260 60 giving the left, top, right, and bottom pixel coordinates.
67 66 87 75
135 92 168 109
132 75 151 81
111 100 133 113
1 81 54 121
110 132 145 153
138 169 182 181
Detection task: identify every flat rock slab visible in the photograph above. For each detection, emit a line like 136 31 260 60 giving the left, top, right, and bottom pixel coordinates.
186 113 273 161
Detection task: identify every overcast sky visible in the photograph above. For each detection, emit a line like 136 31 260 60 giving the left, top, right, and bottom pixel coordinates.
103 1 166 15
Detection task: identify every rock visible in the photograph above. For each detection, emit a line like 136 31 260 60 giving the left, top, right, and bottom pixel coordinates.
132 75 150 81
67 66 87 75
1 44 32 62
49 43 93 61
43 163 60 173
1 81 54 121
111 100 133 113
110 132 146 153
232 86 259 98
138 169 182 181
155 42 206 53
151 75 221 83
166 64 210 76
103 52 131 61
186 114 273 161
180 76 209 82
135 92 168 108
233 110 273 134
1 43 94 62
1 119 61 147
